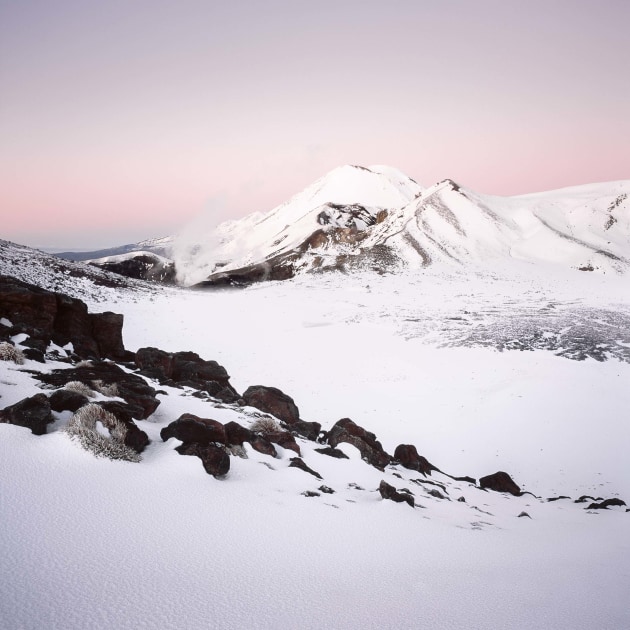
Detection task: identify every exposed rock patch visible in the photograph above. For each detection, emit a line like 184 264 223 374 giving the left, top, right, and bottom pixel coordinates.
0 393 53 435
326 418 391 470
479 471 522 496
379 480 415 507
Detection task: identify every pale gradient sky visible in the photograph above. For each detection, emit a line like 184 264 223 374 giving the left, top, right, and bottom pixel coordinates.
1 0 629 249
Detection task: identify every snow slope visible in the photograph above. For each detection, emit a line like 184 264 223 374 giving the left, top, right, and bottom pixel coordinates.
2 241 630 629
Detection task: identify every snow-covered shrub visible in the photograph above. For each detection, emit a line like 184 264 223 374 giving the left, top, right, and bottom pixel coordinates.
65 403 140 462
227 444 248 458
92 379 119 397
250 416 281 434
64 380 96 398
0 342 25 365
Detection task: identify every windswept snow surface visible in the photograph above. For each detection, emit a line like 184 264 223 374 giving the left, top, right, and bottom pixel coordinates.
2 260 630 629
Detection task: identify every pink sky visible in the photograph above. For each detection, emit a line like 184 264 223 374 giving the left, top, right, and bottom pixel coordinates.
1 0 629 249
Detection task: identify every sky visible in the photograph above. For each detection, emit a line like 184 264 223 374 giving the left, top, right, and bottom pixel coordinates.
1 0 629 250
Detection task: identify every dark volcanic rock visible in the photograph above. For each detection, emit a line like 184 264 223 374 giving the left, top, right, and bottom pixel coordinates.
89 312 127 360
22 348 45 362
0 393 53 435
161 413 226 446
379 480 414 507
326 418 391 470
35 361 160 420
0 275 127 360
314 446 349 459
290 419 322 441
92 254 176 284
224 421 253 446
250 435 277 457
289 457 322 479
49 389 90 413
265 430 301 455
479 471 522 496
242 385 300 425
176 443 230 478
586 498 627 510
135 347 238 400
393 444 436 476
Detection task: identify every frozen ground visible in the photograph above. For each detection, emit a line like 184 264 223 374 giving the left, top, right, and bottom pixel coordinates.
1 259 629 629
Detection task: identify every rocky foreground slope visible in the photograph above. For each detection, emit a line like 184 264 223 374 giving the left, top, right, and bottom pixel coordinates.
1 272 626 517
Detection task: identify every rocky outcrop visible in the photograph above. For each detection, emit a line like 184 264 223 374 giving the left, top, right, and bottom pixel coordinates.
242 385 300 425
0 394 53 435
90 254 176 284
135 347 238 402
161 413 226 446
224 421 253 446
479 471 521 496
326 418 391 470
586 498 626 510
379 480 414 507
35 361 160 420
314 446 349 459
289 457 322 479
393 444 436 476
176 443 230 478
265 430 301 455
0 275 127 360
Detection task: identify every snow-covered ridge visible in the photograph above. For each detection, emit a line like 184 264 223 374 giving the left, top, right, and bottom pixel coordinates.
170 166 630 286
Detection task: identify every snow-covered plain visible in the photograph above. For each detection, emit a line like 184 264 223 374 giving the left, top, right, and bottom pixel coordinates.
1 257 630 629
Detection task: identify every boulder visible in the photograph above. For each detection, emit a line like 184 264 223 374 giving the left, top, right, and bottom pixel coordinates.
161 413 226 446
176 443 230 478
250 435 277 457
314 446 349 459
49 389 89 413
393 444 436 476
586 498 626 510
290 419 322 442
242 385 300 425
479 471 521 496
265 430 301 455
135 347 173 381
326 418 391 470
0 393 53 435
378 480 414 507
135 347 239 400
224 421 253 446
289 457 322 479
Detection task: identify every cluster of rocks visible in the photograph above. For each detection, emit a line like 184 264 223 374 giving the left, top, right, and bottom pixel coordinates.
0 274 129 362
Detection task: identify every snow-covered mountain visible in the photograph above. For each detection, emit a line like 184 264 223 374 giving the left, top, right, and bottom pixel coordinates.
171 165 630 286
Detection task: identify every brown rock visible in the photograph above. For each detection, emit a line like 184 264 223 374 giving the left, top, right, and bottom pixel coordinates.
479 471 521 496
242 385 300 425
161 413 226 445
0 393 53 435
326 418 391 470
